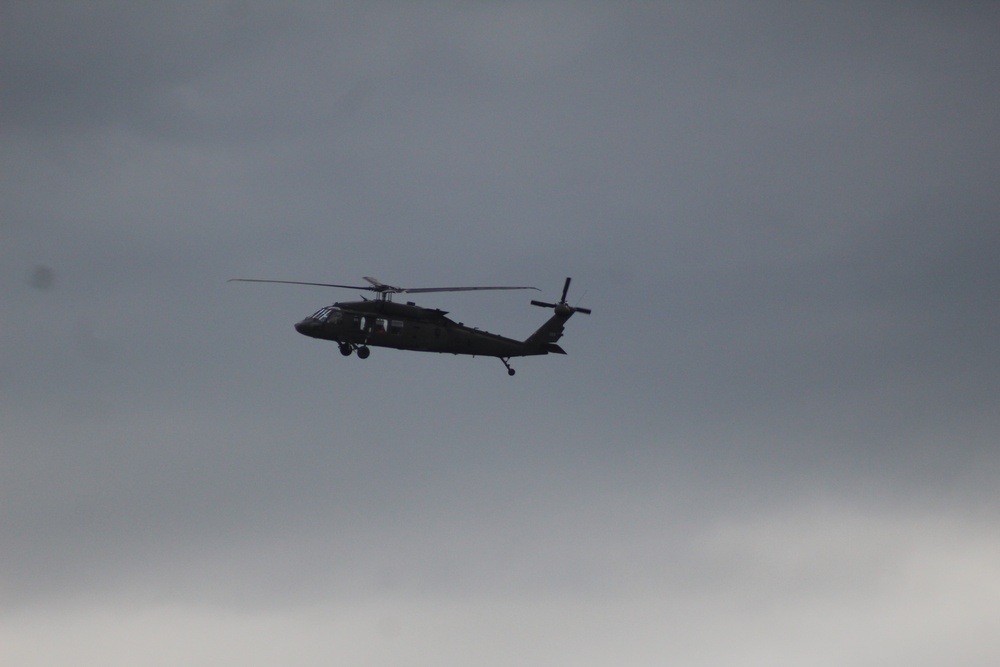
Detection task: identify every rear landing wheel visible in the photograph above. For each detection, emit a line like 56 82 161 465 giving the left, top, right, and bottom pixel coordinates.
500 358 516 376
357 346 371 359
507 368 516 376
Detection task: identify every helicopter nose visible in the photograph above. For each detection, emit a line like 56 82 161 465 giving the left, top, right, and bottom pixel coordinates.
294 319 313 336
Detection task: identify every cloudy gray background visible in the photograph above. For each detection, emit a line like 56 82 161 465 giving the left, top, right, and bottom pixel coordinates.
3 2 999 665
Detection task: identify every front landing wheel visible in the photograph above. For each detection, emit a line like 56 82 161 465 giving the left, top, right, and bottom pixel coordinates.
339 343 353 356
356 346 371 359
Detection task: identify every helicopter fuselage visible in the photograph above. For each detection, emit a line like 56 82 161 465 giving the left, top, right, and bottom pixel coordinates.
294 299 559 359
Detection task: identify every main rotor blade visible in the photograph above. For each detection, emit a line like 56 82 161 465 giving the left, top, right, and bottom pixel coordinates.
404 285 539 294
229 278 538 295
362 276 400 291
228 279 373 290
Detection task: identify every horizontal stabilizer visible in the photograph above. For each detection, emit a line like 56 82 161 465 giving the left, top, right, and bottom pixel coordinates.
545 343 567 354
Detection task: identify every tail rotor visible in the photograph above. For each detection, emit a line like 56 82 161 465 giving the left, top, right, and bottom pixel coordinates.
531 277 592 315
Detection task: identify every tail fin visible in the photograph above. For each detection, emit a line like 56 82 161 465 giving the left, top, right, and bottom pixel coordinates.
526 312 571 351
524 277 590 353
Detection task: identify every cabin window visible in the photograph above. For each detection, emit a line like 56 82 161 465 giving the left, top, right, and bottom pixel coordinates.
362 317 388 334
389 320 404 335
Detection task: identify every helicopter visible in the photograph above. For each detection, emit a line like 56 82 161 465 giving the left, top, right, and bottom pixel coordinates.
228 276 590 375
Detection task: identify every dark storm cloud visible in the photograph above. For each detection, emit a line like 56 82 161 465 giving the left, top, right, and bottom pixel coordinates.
2 2 999 665
1 4 223 130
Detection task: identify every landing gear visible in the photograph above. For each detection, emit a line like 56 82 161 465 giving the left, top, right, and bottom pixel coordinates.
500 358 516 376
339 343 370 359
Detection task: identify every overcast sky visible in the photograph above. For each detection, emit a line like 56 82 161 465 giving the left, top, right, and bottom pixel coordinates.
3 2 999 665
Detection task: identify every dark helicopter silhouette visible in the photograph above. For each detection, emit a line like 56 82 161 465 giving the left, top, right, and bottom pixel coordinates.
229 276 590 375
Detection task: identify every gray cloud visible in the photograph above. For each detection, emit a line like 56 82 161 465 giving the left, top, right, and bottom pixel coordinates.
2 2 999 665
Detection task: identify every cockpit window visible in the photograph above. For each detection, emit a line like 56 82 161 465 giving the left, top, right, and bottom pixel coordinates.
311 307 340 323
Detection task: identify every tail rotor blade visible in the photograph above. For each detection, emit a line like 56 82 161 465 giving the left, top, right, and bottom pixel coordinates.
531 300 558 308
561 277 572 303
